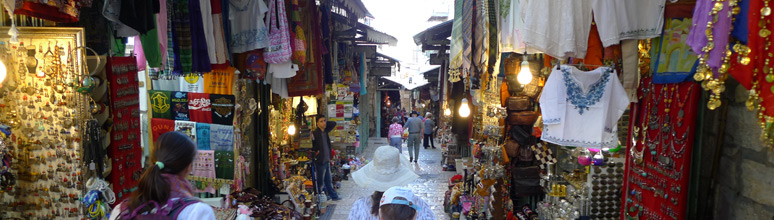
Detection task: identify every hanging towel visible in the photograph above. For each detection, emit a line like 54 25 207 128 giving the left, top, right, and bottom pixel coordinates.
171 91 189 120
149 90 173 119
189 93 213 123
210 94 235 125
175 120 198 142
210 124 234 151
151 118 175 142
196 123 211 150
215 151 234 179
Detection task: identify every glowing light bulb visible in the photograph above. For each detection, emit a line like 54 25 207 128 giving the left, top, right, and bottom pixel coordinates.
0 59 6 85
287 124 296 135
459 98 470 118
517 59 532 85
444 108 451 116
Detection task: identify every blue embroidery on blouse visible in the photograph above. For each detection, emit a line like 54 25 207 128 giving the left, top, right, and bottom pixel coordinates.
543 118 561 124
542 126 618 148
562 67 612 115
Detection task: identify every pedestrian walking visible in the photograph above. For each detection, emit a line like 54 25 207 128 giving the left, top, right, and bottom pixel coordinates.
423 113 436 149
347 146 435 220
404 111 424 163
388 117 404 153
110 131 215 220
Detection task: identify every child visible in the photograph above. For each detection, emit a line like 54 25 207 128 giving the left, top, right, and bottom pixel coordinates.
378 187 421 220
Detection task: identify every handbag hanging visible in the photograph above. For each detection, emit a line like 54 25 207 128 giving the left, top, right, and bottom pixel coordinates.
506 96 532 111
263 0 292 64
507 111 539 126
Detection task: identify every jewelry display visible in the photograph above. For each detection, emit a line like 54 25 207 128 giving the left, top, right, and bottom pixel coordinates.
0 27 90 219
624 77 699 220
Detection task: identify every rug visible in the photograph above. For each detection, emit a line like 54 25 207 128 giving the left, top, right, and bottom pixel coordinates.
317 204 337 220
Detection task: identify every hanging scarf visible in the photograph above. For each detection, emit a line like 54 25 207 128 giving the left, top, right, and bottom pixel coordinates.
173 0 193 74
161 173 196 198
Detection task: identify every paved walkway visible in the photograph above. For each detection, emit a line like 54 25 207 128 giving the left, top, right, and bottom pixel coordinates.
328 137 455 220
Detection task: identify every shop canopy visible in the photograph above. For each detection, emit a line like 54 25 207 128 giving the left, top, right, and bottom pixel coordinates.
332 13 398 46
420 66 441 83
413 20 452 48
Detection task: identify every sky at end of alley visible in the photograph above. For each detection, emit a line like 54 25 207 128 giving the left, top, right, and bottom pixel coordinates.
363 0 451 74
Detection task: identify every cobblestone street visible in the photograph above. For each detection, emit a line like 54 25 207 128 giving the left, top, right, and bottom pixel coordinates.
327 138 455 220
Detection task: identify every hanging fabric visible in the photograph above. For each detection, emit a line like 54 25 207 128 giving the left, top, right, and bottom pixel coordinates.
172 0 194 74
229 0 270 53
189 0 213 73
197 0 217 65
591 0 667 47
521 0 593 59
210 0 229 65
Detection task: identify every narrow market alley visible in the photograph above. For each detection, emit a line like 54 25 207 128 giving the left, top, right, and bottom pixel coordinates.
327 138 455 220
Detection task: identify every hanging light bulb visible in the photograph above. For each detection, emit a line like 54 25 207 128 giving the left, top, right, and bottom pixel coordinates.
459 98 470 117
287 124 296 135
517 55 533 85
444 108 451 116
0 59 6 85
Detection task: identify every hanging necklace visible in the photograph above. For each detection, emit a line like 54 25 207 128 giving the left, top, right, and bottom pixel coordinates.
671 126 689 158
675 83 696 127
661 84 677 137
648 83 661 130
631 80 651 165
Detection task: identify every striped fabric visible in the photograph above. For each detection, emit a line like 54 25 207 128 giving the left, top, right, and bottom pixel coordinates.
461 0 473 78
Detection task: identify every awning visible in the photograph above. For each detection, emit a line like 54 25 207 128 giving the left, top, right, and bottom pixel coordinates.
420 66 441 82
332 13 398 46
413 20 453 46
366 28 398 46
343 0 374 19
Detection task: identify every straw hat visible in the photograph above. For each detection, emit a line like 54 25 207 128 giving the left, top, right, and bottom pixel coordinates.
352 146 419 192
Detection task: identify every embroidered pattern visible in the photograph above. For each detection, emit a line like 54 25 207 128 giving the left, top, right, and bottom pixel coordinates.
543 118 561 124
230 28 269 51
541 126 619 149
562 67 612 115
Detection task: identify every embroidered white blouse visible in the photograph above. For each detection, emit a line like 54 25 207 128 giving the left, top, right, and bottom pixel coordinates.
539 65 629 149
347 195 436 220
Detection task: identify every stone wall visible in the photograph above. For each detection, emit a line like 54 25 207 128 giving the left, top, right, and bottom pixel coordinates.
713 82 774 219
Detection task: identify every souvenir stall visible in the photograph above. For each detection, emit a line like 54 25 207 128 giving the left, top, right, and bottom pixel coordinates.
0 26 97 219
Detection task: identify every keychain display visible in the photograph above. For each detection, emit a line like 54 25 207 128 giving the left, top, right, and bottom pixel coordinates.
105 56 142 203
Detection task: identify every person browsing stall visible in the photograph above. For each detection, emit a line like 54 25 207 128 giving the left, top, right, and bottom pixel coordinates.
423 113 436 149
311 115 342 201
110 131 215 220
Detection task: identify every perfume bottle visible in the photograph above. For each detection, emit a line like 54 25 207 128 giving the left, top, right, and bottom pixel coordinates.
592 151 605 166
577 149 592 166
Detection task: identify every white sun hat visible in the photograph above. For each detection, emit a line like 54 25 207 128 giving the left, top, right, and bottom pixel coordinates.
352 146 419 192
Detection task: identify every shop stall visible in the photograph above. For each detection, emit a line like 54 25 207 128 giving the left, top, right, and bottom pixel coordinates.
0 26 95 219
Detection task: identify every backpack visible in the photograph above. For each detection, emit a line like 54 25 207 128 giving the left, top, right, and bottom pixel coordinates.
117 197 200 220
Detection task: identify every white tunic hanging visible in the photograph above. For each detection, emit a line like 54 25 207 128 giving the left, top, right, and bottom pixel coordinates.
539 65 629 149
